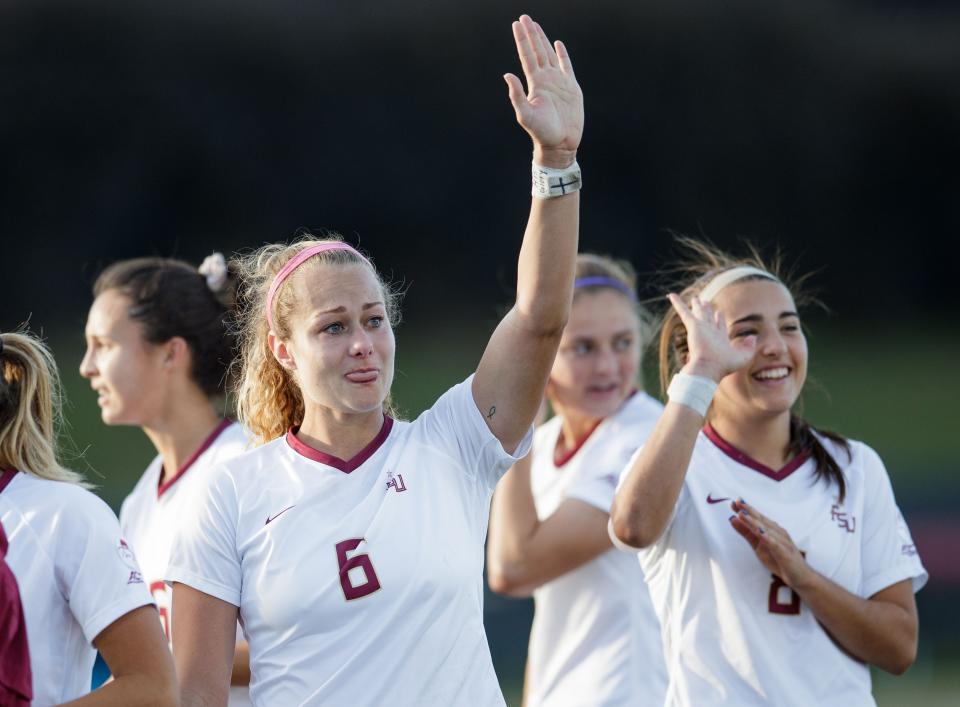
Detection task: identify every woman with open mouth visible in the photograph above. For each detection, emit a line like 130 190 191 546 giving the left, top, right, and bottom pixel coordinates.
166 14 584 706
487 252 667 706
610 239 927 706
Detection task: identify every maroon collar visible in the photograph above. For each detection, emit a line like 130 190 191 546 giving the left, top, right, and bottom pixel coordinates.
553 418 603 468
0 468 17 495
157 419 234 498
286 416 394 473
552 390 639 468
703 424 810 481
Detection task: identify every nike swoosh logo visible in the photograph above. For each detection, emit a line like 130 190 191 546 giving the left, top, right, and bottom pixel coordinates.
706 494 730 504
265 506 295 525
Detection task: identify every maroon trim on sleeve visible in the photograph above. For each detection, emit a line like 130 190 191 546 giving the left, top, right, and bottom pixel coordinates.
0 469 17 495
286 416 394 473
157 419 235 498
703 424 810 481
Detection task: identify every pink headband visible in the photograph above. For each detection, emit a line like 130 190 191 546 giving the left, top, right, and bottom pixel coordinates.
266 242 370 331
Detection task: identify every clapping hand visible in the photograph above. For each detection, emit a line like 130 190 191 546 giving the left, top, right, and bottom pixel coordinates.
730 499 812 590
667 293 755 383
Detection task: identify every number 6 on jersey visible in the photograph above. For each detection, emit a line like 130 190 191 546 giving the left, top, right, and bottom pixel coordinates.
336 538 381 600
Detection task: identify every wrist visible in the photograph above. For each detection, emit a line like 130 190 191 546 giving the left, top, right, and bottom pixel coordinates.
533 146 577 169
787 562 820 596
666 372 718 418
682 359 725 383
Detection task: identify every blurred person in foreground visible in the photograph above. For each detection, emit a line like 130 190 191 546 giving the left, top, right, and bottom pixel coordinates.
487 253 667 706
1 329 176 705
611 240 927 706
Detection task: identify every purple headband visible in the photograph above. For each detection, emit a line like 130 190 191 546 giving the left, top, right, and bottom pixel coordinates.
574 276 636 301
266 242 370 331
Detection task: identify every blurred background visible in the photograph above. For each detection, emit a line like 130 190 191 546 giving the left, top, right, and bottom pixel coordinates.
3 0 958 703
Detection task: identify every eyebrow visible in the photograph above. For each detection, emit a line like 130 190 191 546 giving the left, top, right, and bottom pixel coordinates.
316 302 384 315
731 311 799 325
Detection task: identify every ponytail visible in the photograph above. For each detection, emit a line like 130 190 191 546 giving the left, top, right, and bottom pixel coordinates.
0 331 89 487
789 415 849 503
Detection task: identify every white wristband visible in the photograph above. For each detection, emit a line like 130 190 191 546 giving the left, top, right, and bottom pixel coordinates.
666 372 718 417
532 160 581 199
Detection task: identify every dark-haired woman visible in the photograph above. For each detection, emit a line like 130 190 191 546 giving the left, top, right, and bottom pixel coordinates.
610 243 927 706
80 253 252 703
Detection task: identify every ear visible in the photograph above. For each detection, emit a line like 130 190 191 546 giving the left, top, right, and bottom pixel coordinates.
268 331 298 372
162 337 191 372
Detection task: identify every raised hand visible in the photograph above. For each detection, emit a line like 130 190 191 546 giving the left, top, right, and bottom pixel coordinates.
667 293 755 383
505 15 583 167
729 499 813 589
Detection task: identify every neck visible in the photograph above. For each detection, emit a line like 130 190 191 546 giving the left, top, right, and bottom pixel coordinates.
554 404 602 459
708 408 793 470
143 397 223 486
297 406 385 461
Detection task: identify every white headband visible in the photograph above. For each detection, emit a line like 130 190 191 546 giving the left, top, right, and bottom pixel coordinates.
699 266 778 302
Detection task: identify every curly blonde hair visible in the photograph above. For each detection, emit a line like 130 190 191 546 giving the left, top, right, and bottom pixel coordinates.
231 236 401 445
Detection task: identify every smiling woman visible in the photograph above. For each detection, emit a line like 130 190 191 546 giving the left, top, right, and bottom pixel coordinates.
610 238 928 706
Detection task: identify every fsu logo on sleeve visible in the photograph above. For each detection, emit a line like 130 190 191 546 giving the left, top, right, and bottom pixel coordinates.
117 538 143 584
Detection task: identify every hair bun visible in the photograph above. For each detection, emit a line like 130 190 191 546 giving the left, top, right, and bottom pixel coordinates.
199 252 228 292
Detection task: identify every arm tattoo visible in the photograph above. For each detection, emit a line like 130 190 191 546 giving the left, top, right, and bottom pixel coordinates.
486 406 496 419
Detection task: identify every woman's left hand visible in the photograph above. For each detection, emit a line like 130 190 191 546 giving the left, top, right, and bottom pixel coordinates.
730 499 813 589
505 15 583 166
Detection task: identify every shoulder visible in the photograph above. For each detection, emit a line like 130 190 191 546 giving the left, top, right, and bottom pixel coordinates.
122 456 163 509
605 391 664 440
6 473 119 537
621 391 665 421
533 415 563 449
214 435 289 482
812 432 882 476
212 422 254 457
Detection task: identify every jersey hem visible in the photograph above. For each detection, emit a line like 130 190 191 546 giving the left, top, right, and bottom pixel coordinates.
862 563 928 598
83 596 155 646
565 487 612 514
165 566 241 607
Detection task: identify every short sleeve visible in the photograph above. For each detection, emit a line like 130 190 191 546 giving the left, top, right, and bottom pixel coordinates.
859 445 928 597
166 467 242 607
566 445 638 514
415 375 533 490
54 492 154 645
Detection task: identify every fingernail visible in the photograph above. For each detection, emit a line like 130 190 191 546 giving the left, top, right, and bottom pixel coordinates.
738 498 747 505
728 515 736 521
740 508 750 517
758 527 766 535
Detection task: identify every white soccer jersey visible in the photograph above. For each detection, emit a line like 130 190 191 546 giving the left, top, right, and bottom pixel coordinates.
0 468 154 706
627 425 928 707
119 419 249 643
168 376 531 706
527 392 667 707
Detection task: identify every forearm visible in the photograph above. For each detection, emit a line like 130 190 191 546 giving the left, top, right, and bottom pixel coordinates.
514 150 579 335
230 641 250 685
611 401 702 547
64 675 178 707
794 574 918 674
487 455 540 594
